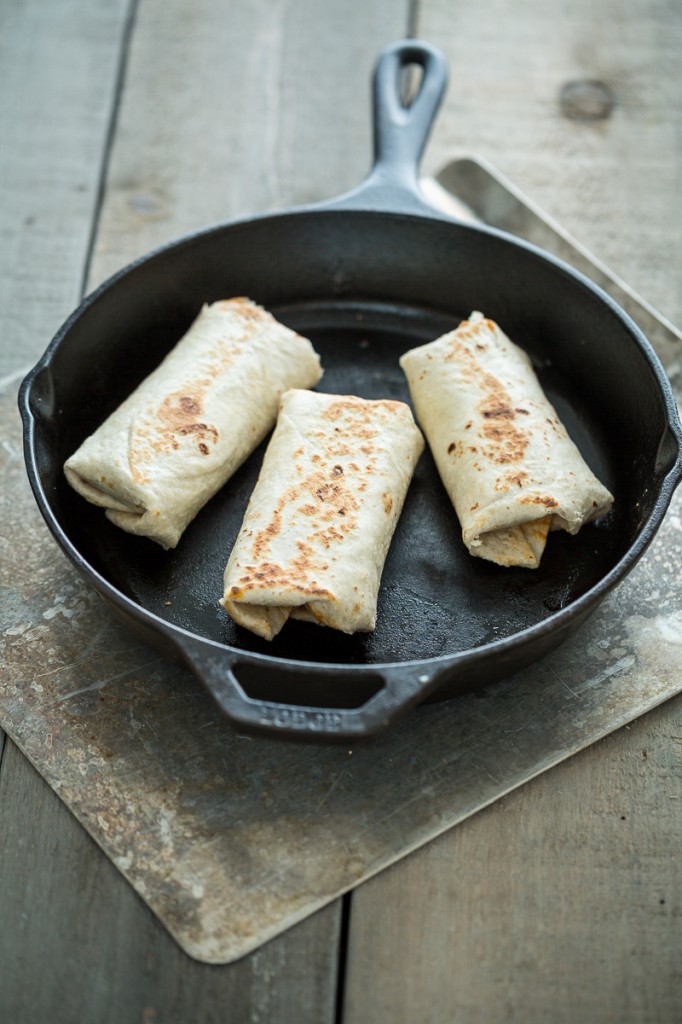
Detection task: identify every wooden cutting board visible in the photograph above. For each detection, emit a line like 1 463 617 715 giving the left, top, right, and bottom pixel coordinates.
1 162 680 963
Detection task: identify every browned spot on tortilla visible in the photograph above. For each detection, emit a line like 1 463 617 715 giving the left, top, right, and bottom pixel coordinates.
479 373 530 465
158 389 204 424
236 560 332 598
212 297 271 334
127 387 220 481
521 495 559 508
182 395 201 415
328 443 352 457
483 405 515 419
260 509 282 539
176 421 219 443
382 492 393 514
323 396 401 422
311 524 347 548
444 316 497 359
251 466 360 561
440 318 531 466
316 481 342 502
214 297 264 316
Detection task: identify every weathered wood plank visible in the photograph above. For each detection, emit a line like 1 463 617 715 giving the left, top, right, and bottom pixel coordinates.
0 0 131 981
89 0 413 288
343 695 682 1024
0 0 133 379
0 740 342 1023
7 0 678 1017
416 0 682 329
0 0 411 1018
342 0 682 1019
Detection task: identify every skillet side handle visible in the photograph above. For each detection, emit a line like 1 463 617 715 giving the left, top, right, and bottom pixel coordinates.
179 638 435 743
331 39 449 213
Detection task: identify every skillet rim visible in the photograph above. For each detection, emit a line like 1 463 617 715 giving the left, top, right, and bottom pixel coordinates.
18 200 682 685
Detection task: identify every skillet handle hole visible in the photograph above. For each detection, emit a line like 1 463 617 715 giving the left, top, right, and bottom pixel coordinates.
399 62 424 108
230 662 385 711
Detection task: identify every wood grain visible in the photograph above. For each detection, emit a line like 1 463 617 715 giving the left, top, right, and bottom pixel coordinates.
89 0 412 288
344 695 682 1024
341 1 682 1019
2 0 680 1019
0 741 342 1023
0 0 410 1018
417 0 682 330
0 0 132 380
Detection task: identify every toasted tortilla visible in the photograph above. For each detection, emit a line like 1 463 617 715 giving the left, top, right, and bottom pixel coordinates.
399 312 613 568
64 298 322 548
221 389 425 639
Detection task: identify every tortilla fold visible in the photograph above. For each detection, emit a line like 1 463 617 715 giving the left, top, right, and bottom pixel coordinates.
221 389 425 639
399 312 613 568
64 298 322 548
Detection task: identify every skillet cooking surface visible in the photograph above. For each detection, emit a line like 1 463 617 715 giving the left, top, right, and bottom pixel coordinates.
22 41 681 738
57 297 621 668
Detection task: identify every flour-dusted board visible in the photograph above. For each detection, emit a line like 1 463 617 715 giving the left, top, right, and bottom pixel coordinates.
2 164 680 963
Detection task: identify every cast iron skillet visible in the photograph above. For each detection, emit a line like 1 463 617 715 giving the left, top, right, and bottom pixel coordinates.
19 41 682 742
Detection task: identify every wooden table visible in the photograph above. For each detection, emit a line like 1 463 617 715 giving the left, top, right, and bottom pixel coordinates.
1 1 680 1020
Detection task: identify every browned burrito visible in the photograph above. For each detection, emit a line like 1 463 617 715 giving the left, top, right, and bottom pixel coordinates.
400 312 613 568
221 389 425 639
63 298 322 549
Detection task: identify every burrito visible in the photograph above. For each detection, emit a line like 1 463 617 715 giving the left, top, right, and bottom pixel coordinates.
221 389 425 640
400 312 613 568
64 298 322 549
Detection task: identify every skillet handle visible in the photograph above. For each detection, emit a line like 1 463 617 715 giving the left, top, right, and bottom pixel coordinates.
180 638 436 743
329 39 449 213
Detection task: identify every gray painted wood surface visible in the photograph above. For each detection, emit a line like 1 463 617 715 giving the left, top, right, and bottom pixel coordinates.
1 0 680 1020
0 0 405 1019
344 694 682 1024
2 364 678 965
0 0 132 381
343 2 682 1020
417 0 682 331
88 0 412 289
